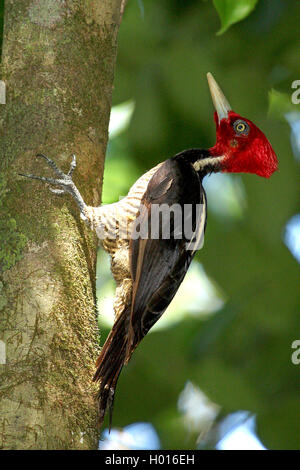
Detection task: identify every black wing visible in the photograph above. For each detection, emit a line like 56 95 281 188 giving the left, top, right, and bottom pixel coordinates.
126 155 206 361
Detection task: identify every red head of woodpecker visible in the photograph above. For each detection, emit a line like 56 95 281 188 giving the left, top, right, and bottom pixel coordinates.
207 72 278 178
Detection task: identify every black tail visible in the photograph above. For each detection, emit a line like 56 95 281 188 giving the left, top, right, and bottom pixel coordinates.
93 307 130 430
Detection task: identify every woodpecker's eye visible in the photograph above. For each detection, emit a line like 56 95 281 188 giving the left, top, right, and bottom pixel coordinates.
234 120 249 135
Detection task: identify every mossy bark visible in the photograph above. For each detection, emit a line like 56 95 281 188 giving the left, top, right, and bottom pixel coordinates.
0 0 123 449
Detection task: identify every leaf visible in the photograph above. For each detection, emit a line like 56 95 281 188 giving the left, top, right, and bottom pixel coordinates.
213 0 259 35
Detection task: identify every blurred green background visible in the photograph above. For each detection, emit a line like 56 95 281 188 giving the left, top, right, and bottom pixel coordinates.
97 0 300 450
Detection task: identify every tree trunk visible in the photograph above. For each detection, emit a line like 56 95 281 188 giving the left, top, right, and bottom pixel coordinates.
0 0 123 450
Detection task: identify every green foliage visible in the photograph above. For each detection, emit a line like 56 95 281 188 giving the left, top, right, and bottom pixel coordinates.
213 0 259 34
268 88 295 121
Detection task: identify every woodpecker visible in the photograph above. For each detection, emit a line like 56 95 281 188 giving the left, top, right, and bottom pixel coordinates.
21 73 278 428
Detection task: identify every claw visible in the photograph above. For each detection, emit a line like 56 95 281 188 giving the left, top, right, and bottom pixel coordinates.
68 154 77 176
20 154 87 216
49 188 66 195
18 173 63 186
36 153 66 178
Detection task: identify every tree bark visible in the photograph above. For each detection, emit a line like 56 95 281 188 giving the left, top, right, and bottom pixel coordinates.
0 0 123 449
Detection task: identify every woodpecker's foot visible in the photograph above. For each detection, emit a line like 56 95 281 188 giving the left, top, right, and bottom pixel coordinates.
20 154 88 218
